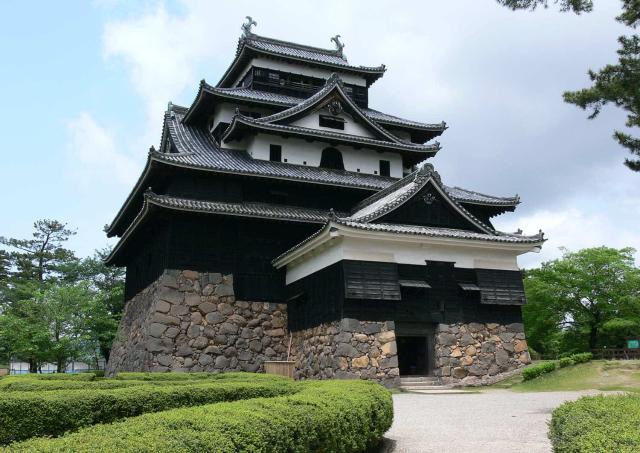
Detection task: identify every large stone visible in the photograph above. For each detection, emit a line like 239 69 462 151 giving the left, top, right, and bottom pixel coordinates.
506 323 525 333
468 322 484 333
249 339 262 352
450 347 462 358
265 328 284 337
164 327 180 339
215 284 234 297
437 333 457 346
214 355 230 369
170 304 189 317
481 342 496 353
156 300 171 313
451 367 468 379
158 288 183 304
156 354 172 367
217 303 234 315
228 314 247 326
336 343 359 357
190 312 202 325
381 341 397 356
148 323 167 338
514 339 528 353
219 323 238 335
379 356 399 369
187 325 201 339
152 313 180 326
378 331 396 344
363 323 382 335
192 336 209 349
460 333 476 346
465 345 477 356
340 318 361 332
499 332 515 342
352 355 369 368
182 270 199 280
205 312 225 324
495 349 510 366
334 331 352 343
184 294 201 307
199 302 217 314
175 345 193 357
198 354 213 366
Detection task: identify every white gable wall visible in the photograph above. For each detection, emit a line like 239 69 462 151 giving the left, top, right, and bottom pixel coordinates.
246 133 403 177
291 109 375 138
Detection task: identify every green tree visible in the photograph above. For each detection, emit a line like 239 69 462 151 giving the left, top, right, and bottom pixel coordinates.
524 247 640 354
497 0 640 171
0 219 77 285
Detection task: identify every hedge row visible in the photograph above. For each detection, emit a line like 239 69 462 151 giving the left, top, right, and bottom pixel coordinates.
7 380 393 453
0 377 297 444
549 394 640 452
522 361 557 380
112 371 286 382
570 352 593 364
0 379 151 392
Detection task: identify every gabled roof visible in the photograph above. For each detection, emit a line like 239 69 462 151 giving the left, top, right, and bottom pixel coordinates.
348 164 496 234
249 73 409 143
182 82 446 141
217 33 386 88
105 190 343 265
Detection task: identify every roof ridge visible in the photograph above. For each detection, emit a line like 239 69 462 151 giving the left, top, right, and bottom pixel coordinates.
449 185 520 204
242 33 347 60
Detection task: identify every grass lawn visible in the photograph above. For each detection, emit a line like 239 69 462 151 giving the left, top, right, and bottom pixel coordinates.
487 360 640 392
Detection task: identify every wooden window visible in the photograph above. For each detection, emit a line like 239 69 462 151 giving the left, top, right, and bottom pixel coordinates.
319 115 345 130
269 144 282 162
379 160 391 177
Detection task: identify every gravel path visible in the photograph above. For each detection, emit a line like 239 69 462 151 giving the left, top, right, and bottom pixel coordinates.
382 389 606 453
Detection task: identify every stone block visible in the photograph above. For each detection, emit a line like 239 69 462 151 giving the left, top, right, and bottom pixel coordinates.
192 336 209 349
184 294 201 307
156 301 171 313
214 355 230 369
205 312 225 324
170 305 189 317
377 331 396 344
460 333 476 346
437 333 457 346
199 302 217 314
152 313 180 326
506 323 524 332
451 367 468 379
514 339 528 353
352 355 369 368
158 288 183 305
340 318 361 332
217 303 234 315
363 323 382 334
495 349 509 367
381 341 397 356
379 356 398 369
336 343 358 357
164 327 180 339
182 270 199 280
499 332 515 342
148 323 167 338
190 312 202 325
187 325 201 339
156 354 172 367
198 354 213 366
468 322 484 333
265 328 284 337
219 323 238 335
214 284 234 297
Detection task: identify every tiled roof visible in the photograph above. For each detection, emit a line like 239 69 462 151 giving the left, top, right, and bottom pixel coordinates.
240 34 385 72
195 83 446 132
223 116 440 155
445 186 519 206
147 192 341 223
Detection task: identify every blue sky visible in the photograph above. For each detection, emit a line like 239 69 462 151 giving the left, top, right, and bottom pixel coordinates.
1 1 638 268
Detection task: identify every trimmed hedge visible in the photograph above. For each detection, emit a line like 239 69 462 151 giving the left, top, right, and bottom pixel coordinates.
570 352 593 364
558 357 575 368
0 379 152 392
113 371 286 382
549 394 640 452
7 380 393 453
0 377 297 444
522 361 556 380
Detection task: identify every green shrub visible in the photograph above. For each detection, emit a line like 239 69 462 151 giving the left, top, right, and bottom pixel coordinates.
569 352 593 364
8 380 392 453
522 361 556 380
558 357 575 368
0 379 151 392
5 373 97 381
0 377 297 444
549 394 640 452
112 371 287 382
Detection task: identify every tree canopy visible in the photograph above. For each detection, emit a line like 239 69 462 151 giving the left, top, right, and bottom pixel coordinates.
523 247 640 357
497 0 640 171
0 221 124 372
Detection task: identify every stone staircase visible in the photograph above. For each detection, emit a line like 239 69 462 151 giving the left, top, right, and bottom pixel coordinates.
398 376 467 394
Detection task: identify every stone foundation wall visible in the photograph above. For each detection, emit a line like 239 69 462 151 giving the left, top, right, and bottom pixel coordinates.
291 318 400 387
106 270 289 376
435 322 531 386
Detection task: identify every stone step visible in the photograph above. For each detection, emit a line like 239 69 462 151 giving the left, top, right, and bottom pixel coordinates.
399 385 452 391
399 377 441 386
408 389 469 395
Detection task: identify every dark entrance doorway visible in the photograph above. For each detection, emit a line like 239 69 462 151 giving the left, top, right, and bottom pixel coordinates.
397 336 429 375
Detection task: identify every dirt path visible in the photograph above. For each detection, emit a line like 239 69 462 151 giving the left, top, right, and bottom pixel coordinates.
381 389 608 453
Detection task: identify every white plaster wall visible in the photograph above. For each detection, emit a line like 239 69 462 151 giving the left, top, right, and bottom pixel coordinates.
233 57 368 87
246 133 403 177
285 235 529 284
291 109 375 138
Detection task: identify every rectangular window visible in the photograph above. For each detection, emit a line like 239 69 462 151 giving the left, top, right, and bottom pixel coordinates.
379 160 391 177
319 115 345 130
269 144 282 162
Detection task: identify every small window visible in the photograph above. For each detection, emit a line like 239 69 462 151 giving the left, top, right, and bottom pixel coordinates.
319 115 345 130
269 144 282 162
379 160 391 177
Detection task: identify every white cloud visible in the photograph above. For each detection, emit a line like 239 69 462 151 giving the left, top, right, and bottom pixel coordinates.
66 113 139 186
